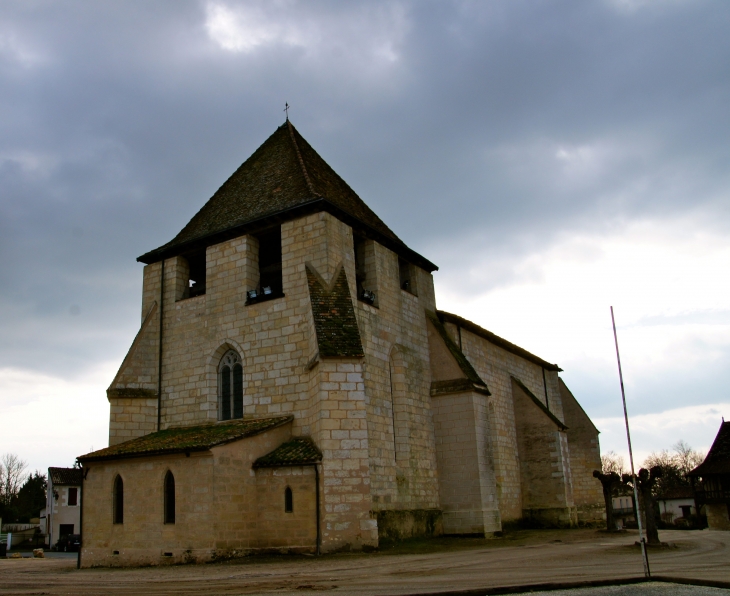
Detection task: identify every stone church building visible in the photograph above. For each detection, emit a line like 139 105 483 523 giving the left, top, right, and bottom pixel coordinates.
77 121 603 567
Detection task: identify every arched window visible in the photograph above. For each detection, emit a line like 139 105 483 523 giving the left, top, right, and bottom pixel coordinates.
284 487 293 513
113 475 124 524
164 471 175 524
219 350 243 420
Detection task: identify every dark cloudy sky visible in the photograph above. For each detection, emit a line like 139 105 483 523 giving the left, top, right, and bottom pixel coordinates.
2 0 729 472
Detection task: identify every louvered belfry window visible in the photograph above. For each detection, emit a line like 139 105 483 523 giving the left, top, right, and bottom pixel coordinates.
219 350 243 420
256 227 283 297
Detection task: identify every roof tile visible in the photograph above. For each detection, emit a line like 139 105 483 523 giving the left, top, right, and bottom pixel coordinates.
307 265 364 358
254 437 322 468
138 122 437 270
77 417 292 463
48 467 83 486
426 310 489 394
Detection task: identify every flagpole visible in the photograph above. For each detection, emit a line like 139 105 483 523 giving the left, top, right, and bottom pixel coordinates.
611 306 650 577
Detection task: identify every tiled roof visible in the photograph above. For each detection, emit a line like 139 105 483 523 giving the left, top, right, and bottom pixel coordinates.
426 310 490 395
688 421 730 476
253 437 323 468
48 467 83 486
437 311 562 372
77 417 293 463
138 122 437 272
307 264 364 358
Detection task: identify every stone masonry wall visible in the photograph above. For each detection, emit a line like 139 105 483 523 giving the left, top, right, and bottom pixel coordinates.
295 214 439 520
111 212 388 551
108 275 161 445
431 391 501 535
353 240 440 515
210 424 309 552
308 358 377 550
707 503 730 531
108 397 158 447
109 209 443 550
80 422 299 568
559 378 604 522
512 379 576 527
301 212 438 545
253 466 318 549
446 323 567 523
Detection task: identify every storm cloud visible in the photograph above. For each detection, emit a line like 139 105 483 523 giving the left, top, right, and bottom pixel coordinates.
1 1 728 470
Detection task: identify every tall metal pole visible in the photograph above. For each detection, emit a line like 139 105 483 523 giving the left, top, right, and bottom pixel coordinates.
611 306 650 577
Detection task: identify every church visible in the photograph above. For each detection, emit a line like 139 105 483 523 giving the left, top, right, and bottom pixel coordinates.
77 120 604 567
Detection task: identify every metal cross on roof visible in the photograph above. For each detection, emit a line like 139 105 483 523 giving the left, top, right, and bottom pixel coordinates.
284 102 290 120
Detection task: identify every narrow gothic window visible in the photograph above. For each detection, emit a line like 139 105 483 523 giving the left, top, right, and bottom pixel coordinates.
113 475 124 524
219 350 243 420
164 471 175 524
284 487 293 513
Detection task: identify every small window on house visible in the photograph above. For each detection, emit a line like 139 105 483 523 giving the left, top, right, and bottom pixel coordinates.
354 235 378 306
68 487 78 506
219 350 243 420
398 257 417 296
246 227 283 305
284 487 293 513
113 475 124 524
164 471 176 524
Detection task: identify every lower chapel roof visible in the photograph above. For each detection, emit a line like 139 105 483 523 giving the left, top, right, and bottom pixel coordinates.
253 437 323 468
77 416 293 463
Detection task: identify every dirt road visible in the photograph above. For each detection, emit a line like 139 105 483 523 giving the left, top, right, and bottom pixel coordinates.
1 529 727 596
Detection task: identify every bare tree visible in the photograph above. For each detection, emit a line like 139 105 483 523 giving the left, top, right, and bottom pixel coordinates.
642 440 705 497
601 450 626 476
672 440 705 475
643 449 674 470
0 453 28 506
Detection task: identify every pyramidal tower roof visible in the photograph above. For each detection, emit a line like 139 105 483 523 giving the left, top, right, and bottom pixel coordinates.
138 121 437 271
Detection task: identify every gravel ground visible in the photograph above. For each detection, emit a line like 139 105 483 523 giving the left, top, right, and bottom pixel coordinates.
527 583 730 596
0 528 727 596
